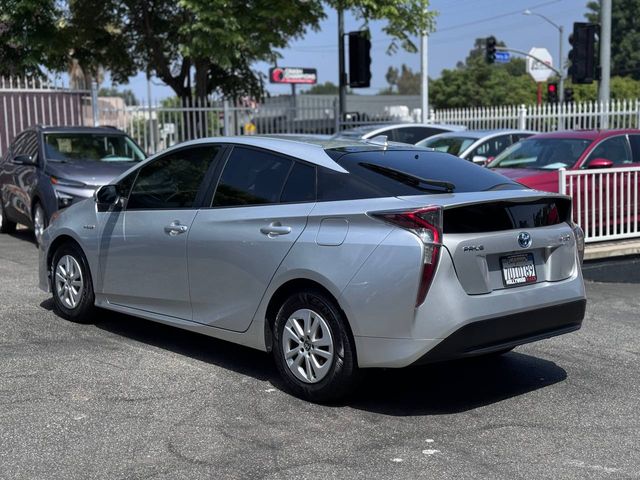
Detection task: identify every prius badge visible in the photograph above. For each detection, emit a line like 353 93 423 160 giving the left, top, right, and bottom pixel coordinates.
518 232 532 249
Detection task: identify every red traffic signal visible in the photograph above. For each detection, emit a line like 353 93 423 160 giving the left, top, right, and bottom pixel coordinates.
547 82 558 103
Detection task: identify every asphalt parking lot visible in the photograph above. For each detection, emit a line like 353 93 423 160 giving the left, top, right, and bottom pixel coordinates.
0 230 638 480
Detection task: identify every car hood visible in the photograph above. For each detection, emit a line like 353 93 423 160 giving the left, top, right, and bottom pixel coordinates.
490 167 560 193
45 160 137 187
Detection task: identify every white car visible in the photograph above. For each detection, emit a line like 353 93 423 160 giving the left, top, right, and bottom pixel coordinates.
333 123 466 144
418 129 535 164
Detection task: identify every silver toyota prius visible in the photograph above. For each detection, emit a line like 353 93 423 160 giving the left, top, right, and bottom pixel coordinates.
39 136 587 402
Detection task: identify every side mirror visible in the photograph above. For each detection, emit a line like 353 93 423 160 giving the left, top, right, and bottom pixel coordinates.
95 184 124 211
12 154 37 165
472 155 487 165
587 158 613 169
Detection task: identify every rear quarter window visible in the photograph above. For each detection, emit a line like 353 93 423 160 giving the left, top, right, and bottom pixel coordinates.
321 149 523 200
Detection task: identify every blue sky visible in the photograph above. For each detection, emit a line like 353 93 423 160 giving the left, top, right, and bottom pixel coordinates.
116 0 591 102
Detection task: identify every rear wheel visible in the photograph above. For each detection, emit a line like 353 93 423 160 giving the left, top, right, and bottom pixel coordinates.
273 289 359 402
51 243 95 323
33 202 47 246
0 201 17 234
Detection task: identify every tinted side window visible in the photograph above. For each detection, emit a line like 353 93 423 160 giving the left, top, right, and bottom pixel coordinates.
470 135 512 159
586 136 632 166
280 162 316 203
213 147 293 207
318 167 388 201
127 145 220 210
628 135 640 163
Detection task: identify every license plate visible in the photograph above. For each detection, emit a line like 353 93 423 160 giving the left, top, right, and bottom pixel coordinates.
500 253 537 287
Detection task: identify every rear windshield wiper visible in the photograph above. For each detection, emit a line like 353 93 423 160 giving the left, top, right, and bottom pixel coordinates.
360 162 455 193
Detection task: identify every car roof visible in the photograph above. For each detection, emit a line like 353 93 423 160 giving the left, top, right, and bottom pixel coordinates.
423 129 535 141
153 135 430 174
527 129 640 141
335 123 466 138
35 125 128 135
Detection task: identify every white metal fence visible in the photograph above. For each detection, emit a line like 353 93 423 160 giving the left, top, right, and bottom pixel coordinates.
0 76 93 157
560 166 640 243
432 100 640 132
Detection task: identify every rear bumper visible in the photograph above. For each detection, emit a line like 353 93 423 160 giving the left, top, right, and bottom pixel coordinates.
411 299 585 365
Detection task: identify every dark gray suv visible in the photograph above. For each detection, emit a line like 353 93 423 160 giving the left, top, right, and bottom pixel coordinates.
0 126 146 244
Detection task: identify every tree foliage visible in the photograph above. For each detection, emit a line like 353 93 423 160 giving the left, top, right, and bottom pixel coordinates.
0 0 67 76
0 0 434 107
391 38 538 108
586 0 640 79
303 82 340 94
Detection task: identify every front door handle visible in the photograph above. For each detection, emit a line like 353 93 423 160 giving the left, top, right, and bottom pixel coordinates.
260 222 292 237
164 221 189 236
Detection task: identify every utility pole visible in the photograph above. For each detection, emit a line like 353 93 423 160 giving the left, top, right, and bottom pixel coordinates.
598 0 611 103
338 7 346 122
420 31 429 123
558 24 564 103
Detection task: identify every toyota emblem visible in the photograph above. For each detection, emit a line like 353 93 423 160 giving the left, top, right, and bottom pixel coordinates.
518 232 532 249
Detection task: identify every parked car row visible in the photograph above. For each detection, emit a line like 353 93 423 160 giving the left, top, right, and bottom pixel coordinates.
0 126 146 245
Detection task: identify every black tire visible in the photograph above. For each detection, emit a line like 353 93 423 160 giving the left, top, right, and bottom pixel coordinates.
51 242 95 323
0 201 17 234
272 289 359 403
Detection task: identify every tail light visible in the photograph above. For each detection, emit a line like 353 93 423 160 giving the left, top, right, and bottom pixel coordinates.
571 222 585 265
371 206 443 306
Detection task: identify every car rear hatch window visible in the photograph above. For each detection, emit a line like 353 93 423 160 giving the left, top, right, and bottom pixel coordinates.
322 148 524 201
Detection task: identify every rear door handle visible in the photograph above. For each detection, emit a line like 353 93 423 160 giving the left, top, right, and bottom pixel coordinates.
260 222 292 237
164 221 189 236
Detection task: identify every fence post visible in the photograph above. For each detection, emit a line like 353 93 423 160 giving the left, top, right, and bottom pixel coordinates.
223 100 230 136
91 80 99 127
333 98 340 134
518 104 526 130
558 167 567 195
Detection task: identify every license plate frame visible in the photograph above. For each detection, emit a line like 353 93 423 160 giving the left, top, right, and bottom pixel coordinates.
500 252 537 287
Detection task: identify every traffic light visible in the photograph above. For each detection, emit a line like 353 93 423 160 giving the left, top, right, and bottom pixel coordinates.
564 88 574 103
485 36 497 64
568 22 598 84
348 31 371 88
547 82 558 103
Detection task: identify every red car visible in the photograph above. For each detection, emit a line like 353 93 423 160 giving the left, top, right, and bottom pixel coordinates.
489 129 640 236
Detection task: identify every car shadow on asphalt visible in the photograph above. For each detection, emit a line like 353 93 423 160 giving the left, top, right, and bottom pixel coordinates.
350 353 567 415
9 229 37 246
41 300 567 415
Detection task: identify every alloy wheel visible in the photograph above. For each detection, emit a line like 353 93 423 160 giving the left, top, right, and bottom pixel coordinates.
34 205 45 245
282 308 335 384
54 255 84 309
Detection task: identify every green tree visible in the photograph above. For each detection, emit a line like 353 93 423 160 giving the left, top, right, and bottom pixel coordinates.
384 64 420 94
304 82 340 95
586 0 640 79
0 0 67 76
568 76 640 101
429 37 537 108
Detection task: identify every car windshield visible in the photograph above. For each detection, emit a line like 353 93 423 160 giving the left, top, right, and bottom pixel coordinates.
419 136 477 156
44 133 146 163
489 138 592 170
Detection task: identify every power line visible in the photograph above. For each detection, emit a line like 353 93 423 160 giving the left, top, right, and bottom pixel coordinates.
437 0 563 32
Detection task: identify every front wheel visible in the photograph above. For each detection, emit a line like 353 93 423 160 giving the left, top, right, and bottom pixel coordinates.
51 243 95 323
272 290 359 402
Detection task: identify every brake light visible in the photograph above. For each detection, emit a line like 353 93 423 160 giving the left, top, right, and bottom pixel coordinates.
571 222 585 265
371 206 443 306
